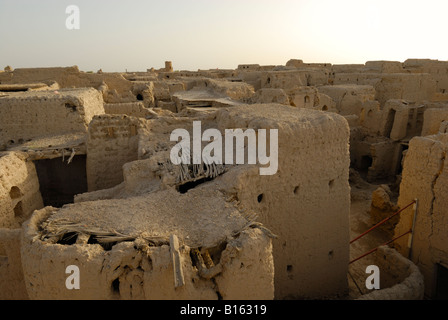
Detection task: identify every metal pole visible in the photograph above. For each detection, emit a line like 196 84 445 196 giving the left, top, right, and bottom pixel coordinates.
350 200 416 244
408 198 418 260
349 230 412 265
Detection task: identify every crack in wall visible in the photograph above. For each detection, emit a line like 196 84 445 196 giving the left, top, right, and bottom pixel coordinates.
427 145 446 249
429 149 446 216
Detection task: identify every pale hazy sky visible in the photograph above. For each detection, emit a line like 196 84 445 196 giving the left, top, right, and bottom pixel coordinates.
0 0 447 72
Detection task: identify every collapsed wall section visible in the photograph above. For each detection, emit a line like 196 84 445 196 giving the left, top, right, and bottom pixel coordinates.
73 103 351 300
20 187 275 300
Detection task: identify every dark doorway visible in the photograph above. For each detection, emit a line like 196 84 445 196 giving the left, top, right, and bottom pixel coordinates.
359 155 373 179
34 155 88 208
396 144 409 176
434 264 448 300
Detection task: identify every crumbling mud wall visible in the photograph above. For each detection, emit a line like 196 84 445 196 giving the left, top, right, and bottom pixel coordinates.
0 152 43 229
86 115 150 192
261 70 308 90
77 109 221 202
21 187 275 300
75 103 351 300
380 100 428 141
201 78 255 101
0 151 43 300
363 61 404 74
421 107 448 136
0 66 137 103
369 185 399 235
0 82 59 92
3 59 446 300
317 85 377 116
348 98 429 183
104 102 154 118
0 88 104 148
251 88 289 105
394 133 448 298
333 72 436 107
403 59 448 95
0 229 28 300
357 246 424 300
215 104 351 299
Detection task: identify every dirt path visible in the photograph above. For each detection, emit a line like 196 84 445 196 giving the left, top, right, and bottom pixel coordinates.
347 171 395 299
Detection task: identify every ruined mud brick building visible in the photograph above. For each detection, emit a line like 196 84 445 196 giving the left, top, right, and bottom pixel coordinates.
0 58 447 300
394 133 448 299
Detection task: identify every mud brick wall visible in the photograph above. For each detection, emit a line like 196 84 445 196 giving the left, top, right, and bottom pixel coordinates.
0 88 104 147
86 115 149 192
394 133 448 298
0 152 43 229
217 104 351 299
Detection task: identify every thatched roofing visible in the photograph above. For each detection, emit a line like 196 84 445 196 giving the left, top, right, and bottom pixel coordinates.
40 186 259 249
